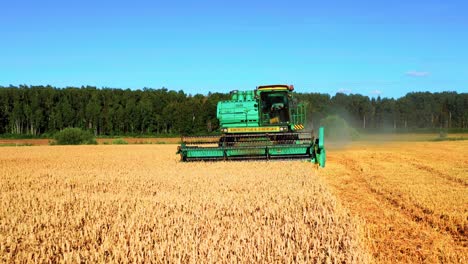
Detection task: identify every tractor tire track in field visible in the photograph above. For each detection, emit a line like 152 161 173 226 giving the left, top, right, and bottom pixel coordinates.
356 154 467 247
408 161 468 187
402 144 468 187
360 150 466 244
324 155 433 263
366 151 467 245
323 147 467 263
339 157 442 236
367 180 466 247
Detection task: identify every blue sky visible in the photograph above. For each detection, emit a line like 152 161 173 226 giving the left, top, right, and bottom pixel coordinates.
1 0 467 97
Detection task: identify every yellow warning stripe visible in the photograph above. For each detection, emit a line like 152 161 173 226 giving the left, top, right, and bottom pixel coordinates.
293 124 304 130
227 126 280 133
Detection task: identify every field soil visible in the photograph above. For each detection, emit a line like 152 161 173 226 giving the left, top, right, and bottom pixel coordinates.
0 141 466 262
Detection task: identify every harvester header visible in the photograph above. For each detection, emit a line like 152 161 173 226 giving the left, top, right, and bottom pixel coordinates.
177 85 326 167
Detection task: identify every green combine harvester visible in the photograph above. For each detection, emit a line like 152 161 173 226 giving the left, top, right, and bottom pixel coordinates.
177 85 326 167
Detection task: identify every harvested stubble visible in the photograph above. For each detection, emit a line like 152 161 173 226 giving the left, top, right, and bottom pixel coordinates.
322 141 468 263
0 145 368 263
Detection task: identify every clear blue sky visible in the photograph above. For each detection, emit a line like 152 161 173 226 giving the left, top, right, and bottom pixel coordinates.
1 0 467 97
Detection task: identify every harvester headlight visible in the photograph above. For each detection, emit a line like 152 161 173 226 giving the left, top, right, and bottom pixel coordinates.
221 128 228 132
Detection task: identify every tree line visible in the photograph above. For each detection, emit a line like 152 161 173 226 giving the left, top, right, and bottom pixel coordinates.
0 85 466 136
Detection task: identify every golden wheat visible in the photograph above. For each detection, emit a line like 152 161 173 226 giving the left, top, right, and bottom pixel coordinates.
0 145 368 263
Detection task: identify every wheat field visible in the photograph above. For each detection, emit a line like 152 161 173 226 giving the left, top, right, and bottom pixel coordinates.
0 145 368 263
1 141 466 263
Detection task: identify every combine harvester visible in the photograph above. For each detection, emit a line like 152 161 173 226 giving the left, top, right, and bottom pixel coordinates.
177 85 326 167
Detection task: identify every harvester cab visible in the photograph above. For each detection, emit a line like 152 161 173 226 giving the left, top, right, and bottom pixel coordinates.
261 91 289 124
177 85 326 167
